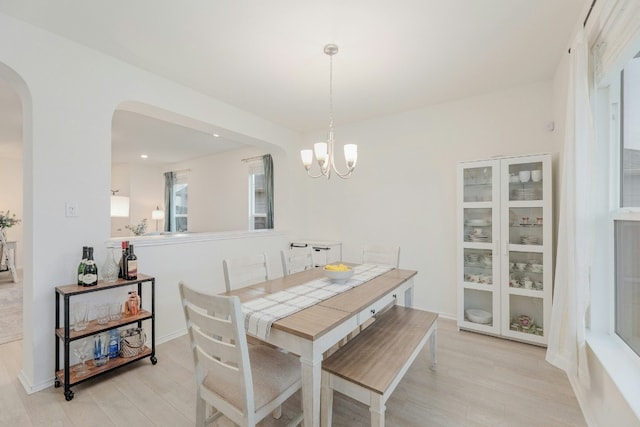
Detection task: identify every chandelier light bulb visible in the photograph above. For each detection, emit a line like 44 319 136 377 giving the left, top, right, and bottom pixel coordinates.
301 149 314 169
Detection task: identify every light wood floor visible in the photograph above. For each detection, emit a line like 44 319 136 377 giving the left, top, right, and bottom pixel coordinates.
0 319 586 426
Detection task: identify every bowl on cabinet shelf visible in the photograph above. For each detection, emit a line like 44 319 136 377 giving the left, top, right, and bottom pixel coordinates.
465 308 492 324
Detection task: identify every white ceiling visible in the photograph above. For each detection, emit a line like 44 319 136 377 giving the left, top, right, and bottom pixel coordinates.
0 0 587 162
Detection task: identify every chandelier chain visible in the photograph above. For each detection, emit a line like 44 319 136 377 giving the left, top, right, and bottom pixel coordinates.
329 52 334 132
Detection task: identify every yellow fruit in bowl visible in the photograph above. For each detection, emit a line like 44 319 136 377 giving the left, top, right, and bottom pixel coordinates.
324 263 351 272
324 264 354 284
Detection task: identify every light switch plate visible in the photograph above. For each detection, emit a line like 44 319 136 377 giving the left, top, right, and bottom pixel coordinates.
65 201 78 217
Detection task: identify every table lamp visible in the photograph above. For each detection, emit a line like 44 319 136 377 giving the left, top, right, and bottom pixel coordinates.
151 206 164 232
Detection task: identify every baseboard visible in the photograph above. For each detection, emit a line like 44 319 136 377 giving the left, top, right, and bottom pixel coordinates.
18 369 50 395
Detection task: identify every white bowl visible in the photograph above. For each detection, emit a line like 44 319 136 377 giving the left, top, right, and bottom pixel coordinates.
323 267 354 284
465 308 492 324
519 170 531 182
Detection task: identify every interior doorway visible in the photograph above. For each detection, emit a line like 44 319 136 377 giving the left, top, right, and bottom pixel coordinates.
0 76 24 345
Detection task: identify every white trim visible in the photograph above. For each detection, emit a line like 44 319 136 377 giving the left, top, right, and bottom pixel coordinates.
106 229 287 248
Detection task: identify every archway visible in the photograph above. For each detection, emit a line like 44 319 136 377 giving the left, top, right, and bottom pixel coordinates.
0 61 33 387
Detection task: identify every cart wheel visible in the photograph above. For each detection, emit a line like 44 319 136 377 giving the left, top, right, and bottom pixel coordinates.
150 356 158 365
54 379 61 388
64 390 74 401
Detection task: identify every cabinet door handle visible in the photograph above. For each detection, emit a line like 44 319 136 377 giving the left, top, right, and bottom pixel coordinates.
314 246 330 251
370 308 376 315
504 239 509 257
290 243 308 248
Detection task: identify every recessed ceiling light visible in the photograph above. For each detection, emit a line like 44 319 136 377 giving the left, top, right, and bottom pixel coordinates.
213 133 220 138
140 154 148 159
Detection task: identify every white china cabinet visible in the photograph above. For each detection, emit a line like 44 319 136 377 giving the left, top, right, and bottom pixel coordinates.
456 153 552 346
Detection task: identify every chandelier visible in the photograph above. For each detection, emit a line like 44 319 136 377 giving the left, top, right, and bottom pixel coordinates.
301 44 357 179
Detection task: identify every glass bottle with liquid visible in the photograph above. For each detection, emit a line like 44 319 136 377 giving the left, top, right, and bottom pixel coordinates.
77 246 88 286
82 247 98 286
125 244 138 280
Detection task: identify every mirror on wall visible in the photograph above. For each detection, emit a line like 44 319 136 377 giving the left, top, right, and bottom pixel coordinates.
111 106 273 237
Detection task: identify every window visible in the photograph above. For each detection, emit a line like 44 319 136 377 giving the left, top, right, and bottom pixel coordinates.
614 52 640 358
621 53 640 207
172 172 188 232
248 162 266 230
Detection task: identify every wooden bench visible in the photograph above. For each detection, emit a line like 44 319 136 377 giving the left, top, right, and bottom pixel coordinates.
321 305 438 427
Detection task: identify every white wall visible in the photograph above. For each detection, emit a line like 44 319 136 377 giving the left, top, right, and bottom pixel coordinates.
299 81 560 318
0 12 303 392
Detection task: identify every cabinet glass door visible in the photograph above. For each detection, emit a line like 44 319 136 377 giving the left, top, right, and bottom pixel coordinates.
458 160 500 335
463 166 493 202
501 154 551 345
507 160 544 202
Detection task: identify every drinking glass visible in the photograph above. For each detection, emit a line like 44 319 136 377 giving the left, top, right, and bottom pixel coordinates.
72 301 89 332
95 303 110 325
109 301 122 321
72 339 90 376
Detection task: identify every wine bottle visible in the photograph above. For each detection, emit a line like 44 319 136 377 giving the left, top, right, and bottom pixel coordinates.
125 244 138 280
118 241 129 279
77 246 88 286
82 247 98 286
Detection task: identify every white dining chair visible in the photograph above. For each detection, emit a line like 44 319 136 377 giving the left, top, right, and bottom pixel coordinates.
281 246 314 276
179 282 303 427
362 244 400 268
222 253 270 292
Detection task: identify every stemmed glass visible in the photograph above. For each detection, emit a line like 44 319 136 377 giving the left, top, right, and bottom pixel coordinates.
72 339 90 377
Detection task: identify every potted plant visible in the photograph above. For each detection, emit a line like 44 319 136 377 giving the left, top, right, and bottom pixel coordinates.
0 210 21 230
125 218 148 236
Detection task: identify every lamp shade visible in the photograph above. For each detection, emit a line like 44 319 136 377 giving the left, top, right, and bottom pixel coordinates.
110 195 130 217
151 207 164 220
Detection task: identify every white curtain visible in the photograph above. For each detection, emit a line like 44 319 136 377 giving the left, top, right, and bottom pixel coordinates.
545 28 594 386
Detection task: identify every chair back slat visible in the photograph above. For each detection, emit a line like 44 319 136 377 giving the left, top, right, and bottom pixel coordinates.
181 284 232 314
223 253 270 292
188 311 240 365
281 247 314 276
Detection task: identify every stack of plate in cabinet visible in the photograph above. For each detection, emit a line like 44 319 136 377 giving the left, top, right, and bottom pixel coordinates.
521 236 539 245
514 188 536 200
465 253 481 265
466 219 491 227
468 231 489 242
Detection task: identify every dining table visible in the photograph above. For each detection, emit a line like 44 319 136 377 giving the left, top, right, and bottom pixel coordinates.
222 264 417 427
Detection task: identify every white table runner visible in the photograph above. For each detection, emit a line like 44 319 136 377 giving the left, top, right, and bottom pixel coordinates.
242 264 393 339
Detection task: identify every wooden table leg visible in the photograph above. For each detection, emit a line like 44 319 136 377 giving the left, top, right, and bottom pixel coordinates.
300 351 322 427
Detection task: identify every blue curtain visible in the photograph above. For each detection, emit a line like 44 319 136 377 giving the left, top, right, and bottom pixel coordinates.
262 154 274 229
164 171 176 232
